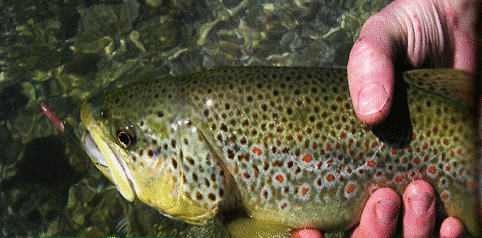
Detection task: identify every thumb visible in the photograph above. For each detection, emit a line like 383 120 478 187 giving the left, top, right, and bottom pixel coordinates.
347 14 396 126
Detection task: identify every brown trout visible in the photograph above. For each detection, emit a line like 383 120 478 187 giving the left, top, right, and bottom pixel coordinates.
80 67 480 237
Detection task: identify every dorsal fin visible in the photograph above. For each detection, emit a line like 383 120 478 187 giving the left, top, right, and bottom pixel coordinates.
403 69 477 108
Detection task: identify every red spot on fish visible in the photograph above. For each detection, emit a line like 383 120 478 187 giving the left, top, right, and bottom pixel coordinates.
243 172 250 179
380 144 387 152
302 154 312 163
433 148 438 155
366 160 375 168
326 174 335 182
275 174 284 183
423 155 429 162
443 139 449 146
301 187 308 196
252 147 262 156
391 148 396 155
428 165 436 175
412 157 420 165
326 143 332 152
411 133 416 141
371 141 378 149
445 166 451 172
346 184 356 194
456 149 462 155
339 132 346 139
422 143 428 150
401 157 408 164
441 192 449 201
394 175 404 184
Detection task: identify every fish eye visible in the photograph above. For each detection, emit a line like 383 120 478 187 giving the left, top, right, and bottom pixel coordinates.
114 122 137 149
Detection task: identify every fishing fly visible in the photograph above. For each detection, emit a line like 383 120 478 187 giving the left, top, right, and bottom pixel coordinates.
40 102 65 132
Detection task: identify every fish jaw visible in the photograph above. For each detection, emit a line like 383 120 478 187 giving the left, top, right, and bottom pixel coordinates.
81 100 136 202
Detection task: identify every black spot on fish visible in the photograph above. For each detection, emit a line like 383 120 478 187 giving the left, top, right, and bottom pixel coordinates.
261 104 267 111
171 158 178 169
208 193 216 201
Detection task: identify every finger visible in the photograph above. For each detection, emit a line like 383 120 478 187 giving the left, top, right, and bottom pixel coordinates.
291 228 323 238
351 188 401 238
442 0 479 74
440 217 465 238
402 180 436 238
347 14 396 126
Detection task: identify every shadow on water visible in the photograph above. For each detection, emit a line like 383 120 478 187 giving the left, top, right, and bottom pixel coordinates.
2 136 81 190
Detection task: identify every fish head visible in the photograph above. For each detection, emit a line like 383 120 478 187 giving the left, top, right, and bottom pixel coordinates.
80 84 225 226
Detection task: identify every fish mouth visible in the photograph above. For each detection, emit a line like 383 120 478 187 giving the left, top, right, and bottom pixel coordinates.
82 132 108 168
80 101 136 202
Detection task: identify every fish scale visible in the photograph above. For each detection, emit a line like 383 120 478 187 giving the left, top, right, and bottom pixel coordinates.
80 67 480 237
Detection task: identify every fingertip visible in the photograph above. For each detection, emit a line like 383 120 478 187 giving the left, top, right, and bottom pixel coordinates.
347 36 394 126
402 180 436 237
356 83 390 125
440 217 465 238
352 188 400 238
291 228 323 238
403 180 435 202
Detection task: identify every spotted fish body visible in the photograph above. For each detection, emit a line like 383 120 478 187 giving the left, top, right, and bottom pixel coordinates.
81 67 480 237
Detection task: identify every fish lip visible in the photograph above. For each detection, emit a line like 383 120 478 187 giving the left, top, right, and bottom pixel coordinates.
82 130 138 201
82 132 108 168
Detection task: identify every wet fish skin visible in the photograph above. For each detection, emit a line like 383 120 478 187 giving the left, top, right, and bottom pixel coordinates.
80 67 480 237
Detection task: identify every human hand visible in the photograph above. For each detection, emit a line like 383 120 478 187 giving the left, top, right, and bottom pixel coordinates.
347 0 479 125
291 180 465 238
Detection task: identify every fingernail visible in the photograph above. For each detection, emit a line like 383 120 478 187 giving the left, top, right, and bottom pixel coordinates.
376 200 399 224
358 83 388 115
410 194 433 217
